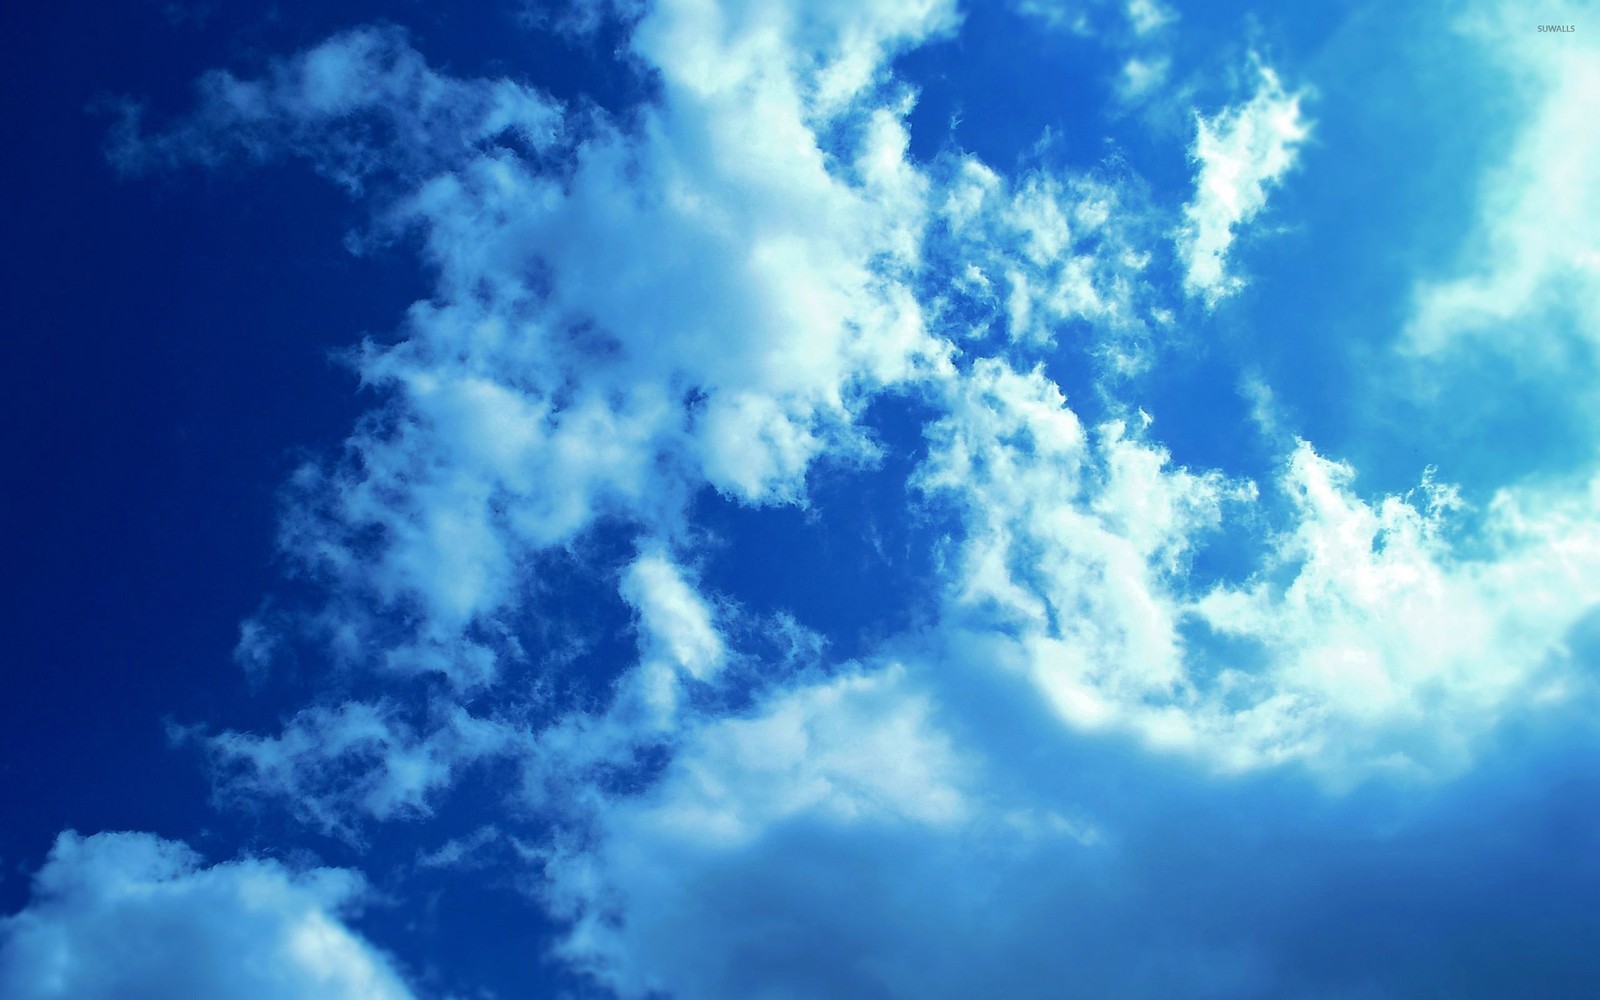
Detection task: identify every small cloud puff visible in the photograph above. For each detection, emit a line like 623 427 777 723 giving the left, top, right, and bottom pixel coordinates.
1116 55 1170 105
1177 62 1310 305
1014 0 1175 39
622 550 726 681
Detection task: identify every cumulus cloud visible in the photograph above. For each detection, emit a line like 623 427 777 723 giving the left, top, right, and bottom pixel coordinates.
1115 54 1170 104
140 0 972 841
0 832 414 1000
916 358 1600 775
918 359 1242 750
1190 444 1600 772
514 355 1600 996
121 1 962 707
1177 62 1309 304
518 689 1600 998
507 351 1600 997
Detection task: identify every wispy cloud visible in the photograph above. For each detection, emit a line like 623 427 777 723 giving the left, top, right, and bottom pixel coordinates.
1177 61 1310 305
109 26 561 192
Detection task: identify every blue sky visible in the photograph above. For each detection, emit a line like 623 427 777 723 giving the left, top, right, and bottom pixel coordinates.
2 0 1598 996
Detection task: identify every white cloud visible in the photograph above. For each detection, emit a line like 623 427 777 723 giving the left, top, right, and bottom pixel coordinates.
918 358 1600 775
625 663 969 846
613 547 729 724
110 26 561 192
1177 62 1310 305
512 361 1600 992
1014 0 1173 39
1125 0 1174 35
115 4 1600 997
204 700 521 837
537 662 973 995
1190 443 1600 772
1405 1 1600 363
1116 55 1170 105
0 832 414 1000
934 156 1160 371
127 2 960 699
918 358 1244 744
621 549 726 684
136 0 988 847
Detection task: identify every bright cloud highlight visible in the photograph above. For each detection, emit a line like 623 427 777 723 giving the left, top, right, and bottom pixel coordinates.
1177 62 1310 304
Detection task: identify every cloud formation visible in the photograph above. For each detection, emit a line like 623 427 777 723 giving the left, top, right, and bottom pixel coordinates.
87 0 1600 996
933 156 1163 371
1015 0 1174 40
917 357 1600 775
0 832 414 1000
110 25 562 192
